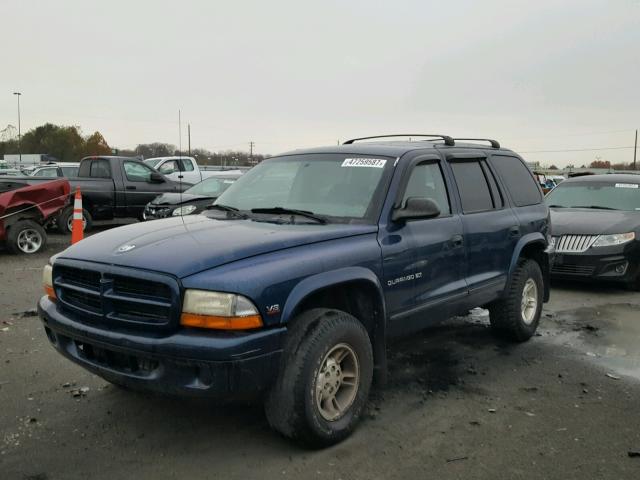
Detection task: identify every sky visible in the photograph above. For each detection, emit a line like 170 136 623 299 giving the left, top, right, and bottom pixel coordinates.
1 0 639 167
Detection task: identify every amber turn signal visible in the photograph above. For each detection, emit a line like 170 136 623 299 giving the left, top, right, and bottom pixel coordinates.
180 313 263 330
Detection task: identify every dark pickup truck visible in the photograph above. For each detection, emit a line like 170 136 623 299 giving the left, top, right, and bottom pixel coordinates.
39 135 552 446
13 156 186 232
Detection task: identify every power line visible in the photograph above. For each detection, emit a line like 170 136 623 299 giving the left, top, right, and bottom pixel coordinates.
520 146 635 154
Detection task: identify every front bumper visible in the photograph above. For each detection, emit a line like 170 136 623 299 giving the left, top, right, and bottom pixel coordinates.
550 243 639 285
38 296 285 396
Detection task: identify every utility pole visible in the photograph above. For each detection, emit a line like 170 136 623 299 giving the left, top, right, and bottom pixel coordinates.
188 123 191 157
13 92 21 164
634 129 638 171
249 141 254 163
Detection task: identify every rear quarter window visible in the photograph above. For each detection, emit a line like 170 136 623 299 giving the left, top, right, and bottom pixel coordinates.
489 155 542 206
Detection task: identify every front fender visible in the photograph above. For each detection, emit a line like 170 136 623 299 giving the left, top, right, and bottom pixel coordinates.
281 266 386 325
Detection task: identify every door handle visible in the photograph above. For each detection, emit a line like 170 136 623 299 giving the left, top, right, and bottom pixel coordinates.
178 175 184 179
509 226 521 237
126 186 137 190
451 234 464 247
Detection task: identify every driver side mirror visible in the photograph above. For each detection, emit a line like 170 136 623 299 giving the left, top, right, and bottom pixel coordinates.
149 172 165 183
392 197 441 222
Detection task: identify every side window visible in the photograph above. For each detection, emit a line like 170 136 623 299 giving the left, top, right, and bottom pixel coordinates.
180 158 195 171
402 162 451 215
450 160 494 213
482 162 504 208
158 160 179 174
34 168 55 177
61 167 78 177
124 161 154 182
489 155 542 206
90 160 111 178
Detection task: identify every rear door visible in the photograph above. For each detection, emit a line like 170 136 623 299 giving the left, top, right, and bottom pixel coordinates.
178 158 200 184
448 153 518 301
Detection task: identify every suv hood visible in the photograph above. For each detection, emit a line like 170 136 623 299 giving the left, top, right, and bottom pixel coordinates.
58 215 377 278
550 208 640 236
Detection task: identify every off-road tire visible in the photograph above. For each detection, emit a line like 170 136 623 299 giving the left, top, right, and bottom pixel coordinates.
7 220 47 254
58 207 93 234
488 258 543 342
265 308 373 447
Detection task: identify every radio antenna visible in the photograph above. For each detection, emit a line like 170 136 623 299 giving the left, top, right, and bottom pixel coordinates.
178 109 184 223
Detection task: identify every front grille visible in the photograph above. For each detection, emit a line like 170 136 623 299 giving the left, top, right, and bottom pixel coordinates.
53 261 179 329
551 264 596 276
554 234 599 253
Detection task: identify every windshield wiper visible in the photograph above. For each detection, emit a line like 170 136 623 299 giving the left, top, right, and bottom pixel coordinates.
251 207 328 224
206 204 248 219
570 205 617 210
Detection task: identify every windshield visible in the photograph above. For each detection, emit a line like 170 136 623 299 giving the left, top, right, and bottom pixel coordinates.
546 181 640 211
214 154 393 222
144 158 163 168
186 176 237 197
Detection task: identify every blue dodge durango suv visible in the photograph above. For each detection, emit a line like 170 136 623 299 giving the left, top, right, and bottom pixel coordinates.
38 134 552 446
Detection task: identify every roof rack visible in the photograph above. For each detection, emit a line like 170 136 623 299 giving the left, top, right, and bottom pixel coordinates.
453 138 500 149
343 134 455 146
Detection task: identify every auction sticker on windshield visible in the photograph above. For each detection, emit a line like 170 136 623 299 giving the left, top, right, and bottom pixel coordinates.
615 183 639 188
342 158 387 168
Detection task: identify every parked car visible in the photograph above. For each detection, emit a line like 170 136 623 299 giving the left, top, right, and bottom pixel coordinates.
0 179 70 254
143 173 242 220
10 156 188 232
546 174 640 289
144 156 243 185
39 135 551 445
0 169 25 176
533 172 556 194
29 162 80 178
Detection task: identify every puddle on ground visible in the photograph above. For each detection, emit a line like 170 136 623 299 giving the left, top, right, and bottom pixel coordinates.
541 303 640 381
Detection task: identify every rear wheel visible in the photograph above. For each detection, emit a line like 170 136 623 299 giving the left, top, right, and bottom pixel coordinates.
265 308 373 447
58 207 92 234
488 258 543 342
7 220 47 254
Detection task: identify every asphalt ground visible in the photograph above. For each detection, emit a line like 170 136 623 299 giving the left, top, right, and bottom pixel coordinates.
1 226 639 479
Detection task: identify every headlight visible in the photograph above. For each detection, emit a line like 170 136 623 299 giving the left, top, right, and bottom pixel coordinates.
172 205 197 216
180 289 263 330
43 264 56 300
592 232 635 248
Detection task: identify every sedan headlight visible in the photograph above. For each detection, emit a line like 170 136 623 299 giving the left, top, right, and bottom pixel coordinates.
180 289 263 330
592 232 635 248
172 205 197 216
43 264 56 300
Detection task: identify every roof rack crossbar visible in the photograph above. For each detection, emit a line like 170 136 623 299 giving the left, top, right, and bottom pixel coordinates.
343 134 455 146
453 138 500 149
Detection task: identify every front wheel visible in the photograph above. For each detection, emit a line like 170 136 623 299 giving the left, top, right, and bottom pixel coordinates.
265 308 373 447
7 220 47 254
488 258 543 342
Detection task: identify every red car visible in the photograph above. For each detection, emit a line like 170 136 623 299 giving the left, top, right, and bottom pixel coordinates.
0 179 70 254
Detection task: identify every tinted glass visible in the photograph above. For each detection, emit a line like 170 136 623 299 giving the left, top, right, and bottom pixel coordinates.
490 155 542 206
180 158 195 171
483 163 504 208
546 181 640 211
450 161 494 213
61 166 78 177
90 160 111 178
216 154 392 221
124 161 154 182
402 162 450 215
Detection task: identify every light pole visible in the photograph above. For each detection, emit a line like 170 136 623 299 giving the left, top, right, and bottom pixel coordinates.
13 92 22 164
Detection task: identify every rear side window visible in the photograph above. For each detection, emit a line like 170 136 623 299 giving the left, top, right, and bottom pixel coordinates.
180 158 195 171
90 160 111 178
490 155 542 206
450 160 494 213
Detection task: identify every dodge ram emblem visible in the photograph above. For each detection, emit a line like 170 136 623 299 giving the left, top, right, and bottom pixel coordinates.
116 244 136 253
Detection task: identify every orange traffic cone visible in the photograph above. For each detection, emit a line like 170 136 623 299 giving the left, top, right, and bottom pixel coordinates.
71 188 84 244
